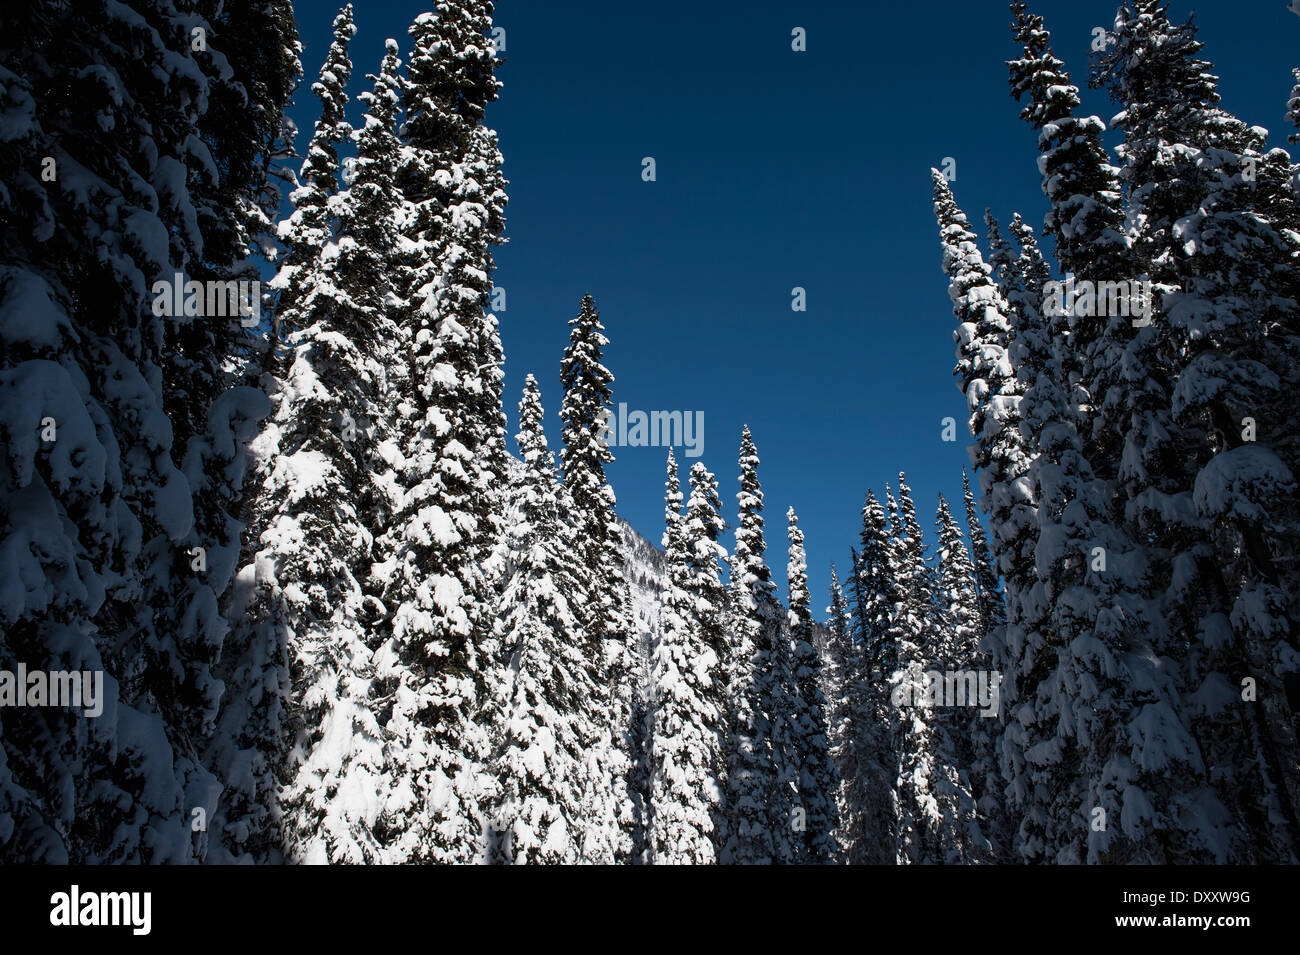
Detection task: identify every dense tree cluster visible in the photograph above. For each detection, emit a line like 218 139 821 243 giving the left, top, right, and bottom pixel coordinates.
3 0 1295 866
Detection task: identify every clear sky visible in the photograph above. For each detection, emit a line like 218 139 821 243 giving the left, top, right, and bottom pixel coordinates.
288 0 1300 614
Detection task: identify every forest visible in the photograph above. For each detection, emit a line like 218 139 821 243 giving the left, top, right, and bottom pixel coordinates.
0 0 1297 866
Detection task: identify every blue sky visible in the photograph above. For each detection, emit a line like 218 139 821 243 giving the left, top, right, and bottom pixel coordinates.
288 0 1300 614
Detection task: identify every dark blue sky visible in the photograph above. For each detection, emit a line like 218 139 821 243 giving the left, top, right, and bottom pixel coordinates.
288 0 1300 613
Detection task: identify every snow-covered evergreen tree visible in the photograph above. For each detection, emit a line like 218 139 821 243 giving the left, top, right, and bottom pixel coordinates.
840 490 900 863
722 427 785 864
486 377 592 864
931 494 994 863
345 37 407 544
931 174 1037 660
823 565 860 862
559 293 635 861
0 0 297 863
785 507 838 862
231 12 408 864
959 469 1009 857
650 452 723 863
1008 1 1127 284
1096 0 1300 858
683 462 731 854
372 0 507 863
888 478 968 864
269 6 354 367
174 0 301 865
931 497 980 690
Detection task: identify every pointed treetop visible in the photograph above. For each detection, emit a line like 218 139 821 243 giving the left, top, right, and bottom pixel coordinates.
1007 1 1079 127
1096 0 1220 114
359 39 403 131
405 0 501 141
560 293 616 486
663 448 683 553
827 563 848 630
517 374 547 451
302 5 356 196
734 425 772 592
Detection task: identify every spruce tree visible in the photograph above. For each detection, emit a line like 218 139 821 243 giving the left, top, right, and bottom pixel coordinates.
723 427 784 864
269 6 355 368
373 0 507 862
0 0 297 863
238 14 406 864
1096 0 1300 858
785 507 838 862
843 490 900 863
650 452 723 863
559 293 635 861
888 478 968 864
931 173 1037 648
179 0 301 864
932 494 995 862
486 377 590 864
683 462 731 855
1008 1 1133 460
823 565 861 861
960 469 1010 857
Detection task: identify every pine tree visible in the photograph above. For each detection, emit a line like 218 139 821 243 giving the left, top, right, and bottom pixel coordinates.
931 498 980 692
486 377 590 864
269 6 354 367
1008 1 1131 456
1096 0 1300 859
931 173 1037 652
785 507 838 862
193 0 302 356
722 427 784 864
1007 0 1127 282
823 565 861 861
960 469 1010 858
176 0 301 864
372 0 507 863
986 209 1078 417
842 490 900 863
650 452 723 863
932 494 995 862
0 0 297 863
235 13 409 864
684 462 731 855
888 478 968 864
559 293 635 861
202 3 305 856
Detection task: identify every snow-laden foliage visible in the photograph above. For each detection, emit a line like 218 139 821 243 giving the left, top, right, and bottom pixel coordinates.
6 0 1299 869
558 293 636 861
722 427 787 864
0 0 298 863
484 378 593 863
368 0 508 863
785 507 838 861
649 452 724 863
